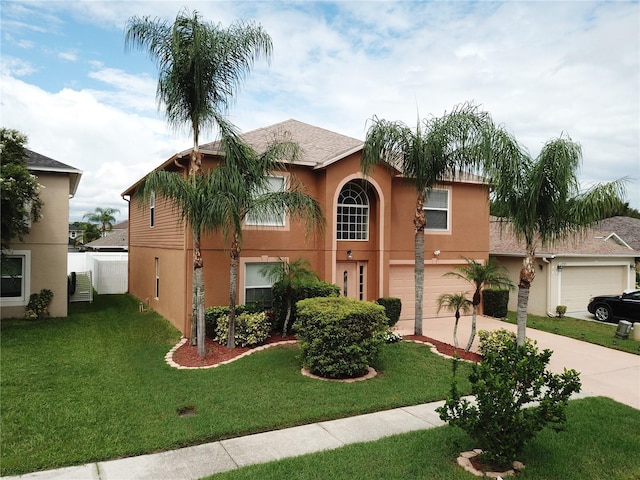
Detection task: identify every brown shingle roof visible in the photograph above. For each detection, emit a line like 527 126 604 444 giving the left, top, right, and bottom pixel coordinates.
596 216 640 250
85 229 128 250
490 218 636 257
199 119 364 167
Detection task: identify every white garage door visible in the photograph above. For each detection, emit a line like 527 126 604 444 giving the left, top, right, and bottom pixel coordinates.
560 266 626 311
389 264 471 321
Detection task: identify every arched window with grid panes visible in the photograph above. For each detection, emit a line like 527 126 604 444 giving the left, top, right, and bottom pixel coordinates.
337 182 369 240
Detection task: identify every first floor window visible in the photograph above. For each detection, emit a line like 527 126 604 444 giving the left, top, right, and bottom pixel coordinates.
154 258 160 298
424 188 449 231
244 262 279 308
0 251 30 305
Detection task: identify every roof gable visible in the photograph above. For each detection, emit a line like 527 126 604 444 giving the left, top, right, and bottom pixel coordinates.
596 216 640 250
25 149 83 196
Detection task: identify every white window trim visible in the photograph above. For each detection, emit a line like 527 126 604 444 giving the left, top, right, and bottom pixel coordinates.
424 187 451 233
239 256 285 305
244 175 289 229
0 250 31 307
154 257 160 299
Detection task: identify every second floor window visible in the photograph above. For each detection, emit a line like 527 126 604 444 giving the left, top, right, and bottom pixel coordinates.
424 188 449 231
337 182 369 240
246 176 285 227
149 191 156 228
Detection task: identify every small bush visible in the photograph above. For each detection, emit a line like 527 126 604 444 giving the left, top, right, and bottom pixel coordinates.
213 311 271 347
437 332 581 467
376 297 402 327
205 305 255 338
271 280 340 334
482 288 509 318
25 289 53 320
295 297 387 379
556 305 567 317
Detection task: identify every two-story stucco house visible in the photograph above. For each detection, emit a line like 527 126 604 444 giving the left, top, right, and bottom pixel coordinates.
1 149 82 319
122 120 490 335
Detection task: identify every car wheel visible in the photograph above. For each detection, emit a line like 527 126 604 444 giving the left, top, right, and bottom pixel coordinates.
594 305 612 322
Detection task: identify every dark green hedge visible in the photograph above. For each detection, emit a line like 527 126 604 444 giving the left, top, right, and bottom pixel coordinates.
376 297 402 327
483 288 509 318
295 297 387 379
271 280 340 334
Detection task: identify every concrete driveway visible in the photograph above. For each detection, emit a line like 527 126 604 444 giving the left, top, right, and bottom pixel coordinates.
400 315 640 410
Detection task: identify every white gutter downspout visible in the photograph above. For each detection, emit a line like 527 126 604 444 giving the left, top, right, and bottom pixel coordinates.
541 257 555 317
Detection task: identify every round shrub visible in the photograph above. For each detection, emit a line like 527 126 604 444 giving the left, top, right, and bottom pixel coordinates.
376 297 402 327
213 311 271 347
295 297 388 379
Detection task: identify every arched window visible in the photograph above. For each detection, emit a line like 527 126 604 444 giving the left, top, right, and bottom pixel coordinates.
337 182 369 240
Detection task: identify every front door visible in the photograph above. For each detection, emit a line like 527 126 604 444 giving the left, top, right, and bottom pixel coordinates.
336 261 367 300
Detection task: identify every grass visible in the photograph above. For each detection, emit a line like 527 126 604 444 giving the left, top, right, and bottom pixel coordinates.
0 294 474 476
501 311 640 355
204 397 640 480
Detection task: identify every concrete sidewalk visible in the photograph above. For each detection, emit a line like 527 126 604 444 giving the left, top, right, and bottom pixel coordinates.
4 316 637 480
1 400 454 480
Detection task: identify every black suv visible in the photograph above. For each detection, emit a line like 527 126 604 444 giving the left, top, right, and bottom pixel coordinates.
587 290 640 323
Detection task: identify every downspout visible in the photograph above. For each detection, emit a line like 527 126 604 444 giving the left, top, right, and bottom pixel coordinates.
541 256 554 317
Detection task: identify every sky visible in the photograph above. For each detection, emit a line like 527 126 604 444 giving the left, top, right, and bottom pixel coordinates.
1 0 639 224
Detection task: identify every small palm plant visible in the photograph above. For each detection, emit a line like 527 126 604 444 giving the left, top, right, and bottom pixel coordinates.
436 292 472 349
260 258 319 336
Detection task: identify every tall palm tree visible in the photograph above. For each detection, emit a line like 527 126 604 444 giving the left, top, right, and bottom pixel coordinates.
361 102 519 336
489 134 626 345
260 257 319 336
436 292 472 349
125 9 272 352
210 132 325 348
83 207 120 238
444 257 513 351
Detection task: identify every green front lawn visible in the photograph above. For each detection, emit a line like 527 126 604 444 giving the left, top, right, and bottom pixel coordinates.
0 294 474 476
206 397 640 480
502 312 640 355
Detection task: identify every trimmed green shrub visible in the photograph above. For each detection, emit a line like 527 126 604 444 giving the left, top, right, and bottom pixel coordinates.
25 289 53 320
556 305 567 317
437 332 581 467
482 288 509 318
213 311 271 347
295 297 387 379
205 305 255 338
376 297 402 327
271 280 340 334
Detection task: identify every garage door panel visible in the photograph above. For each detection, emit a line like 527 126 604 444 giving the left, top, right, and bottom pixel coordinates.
560 266 626 311
390 265 471 321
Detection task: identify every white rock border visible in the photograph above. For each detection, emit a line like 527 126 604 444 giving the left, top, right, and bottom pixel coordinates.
300 366 377 382
164 337 298 370
457 449 525 478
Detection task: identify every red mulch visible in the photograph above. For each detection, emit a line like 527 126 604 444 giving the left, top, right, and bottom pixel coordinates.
403 335 483 362
171 333 481 368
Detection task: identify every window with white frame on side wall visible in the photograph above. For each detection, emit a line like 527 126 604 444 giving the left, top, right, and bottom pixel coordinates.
0 250 31 306
423 188 450 231
245 176 286 227
149 191 155 228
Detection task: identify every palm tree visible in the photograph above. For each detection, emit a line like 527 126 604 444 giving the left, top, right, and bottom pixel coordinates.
125 8 272 176
444 257 513 351
260 257 319 336
361 102 519 336
436 292 472 349
489 134 626 345
125 9 272 352
210 133 325 348
83 207 120 238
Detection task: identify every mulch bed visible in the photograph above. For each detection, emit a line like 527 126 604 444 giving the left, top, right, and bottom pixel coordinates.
171 333 482 368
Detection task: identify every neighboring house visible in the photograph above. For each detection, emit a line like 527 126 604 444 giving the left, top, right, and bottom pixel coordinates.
122 119 490 336
596 216 640 251
1 149 82 319
84 221 129 252
489 218 637 316
69 222 83 247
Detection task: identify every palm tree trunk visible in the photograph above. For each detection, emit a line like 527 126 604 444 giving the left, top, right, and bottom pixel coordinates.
453 311 460 348
190 286 197 346
283 297 293 337
413 193 426 336
516 249 536 346
193 236 206 356
227 232 240 349
465 306 477 352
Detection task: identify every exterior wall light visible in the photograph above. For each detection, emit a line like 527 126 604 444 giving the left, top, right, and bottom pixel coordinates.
347 250 353 259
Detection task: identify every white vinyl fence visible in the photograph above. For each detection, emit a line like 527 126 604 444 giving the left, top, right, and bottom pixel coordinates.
67 252 128 295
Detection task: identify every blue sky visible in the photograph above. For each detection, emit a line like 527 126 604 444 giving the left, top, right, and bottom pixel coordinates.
1 0 638 222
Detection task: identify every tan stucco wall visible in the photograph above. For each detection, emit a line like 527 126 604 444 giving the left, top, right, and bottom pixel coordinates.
1 172 71 319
